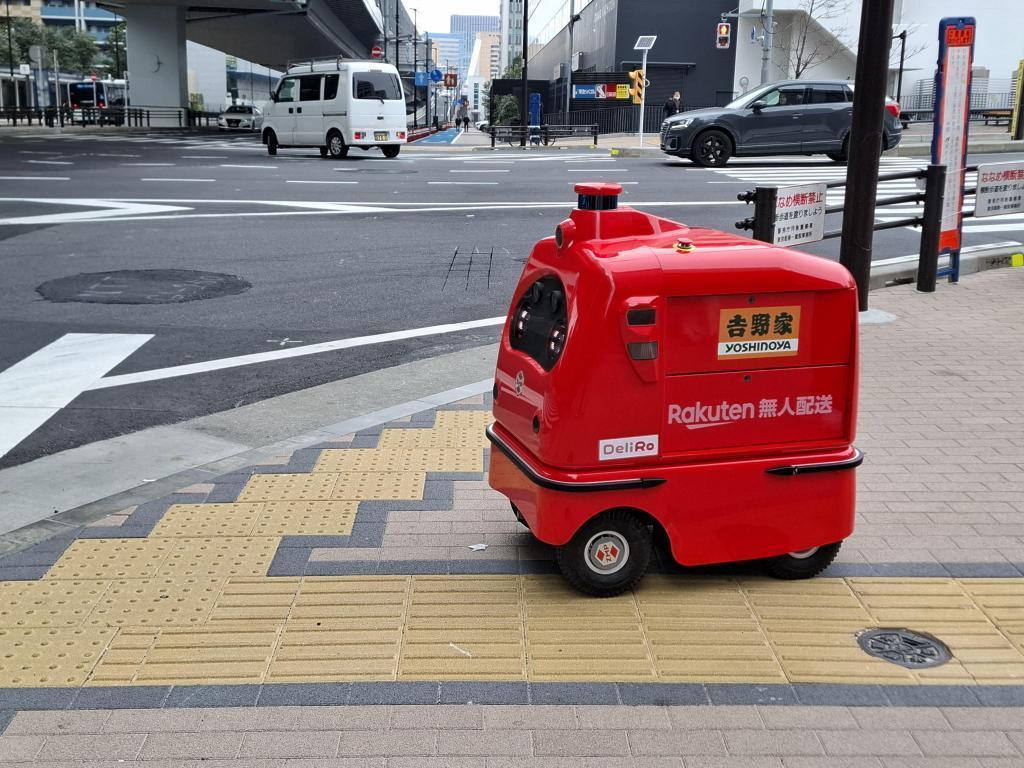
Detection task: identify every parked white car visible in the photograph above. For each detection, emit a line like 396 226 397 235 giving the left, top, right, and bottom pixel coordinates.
261 59 407 158
217 105 262 131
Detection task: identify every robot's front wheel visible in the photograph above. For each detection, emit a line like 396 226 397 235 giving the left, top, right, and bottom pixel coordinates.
556 510 652 597
762 541 842 580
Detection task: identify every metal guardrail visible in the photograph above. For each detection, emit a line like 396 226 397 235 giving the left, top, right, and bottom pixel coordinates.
735 163 983 293
489 124 599 148
0 106 222 128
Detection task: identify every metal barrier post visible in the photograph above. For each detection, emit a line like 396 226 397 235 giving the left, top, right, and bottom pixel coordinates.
916 164 947 293
592 124 598 147
752 186 777 243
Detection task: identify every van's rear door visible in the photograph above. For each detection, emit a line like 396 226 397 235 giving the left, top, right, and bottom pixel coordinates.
349 67 406 141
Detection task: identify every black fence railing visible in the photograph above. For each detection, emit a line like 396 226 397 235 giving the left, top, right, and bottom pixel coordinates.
0 106 224 129
735 163 983 291
544 105 717 135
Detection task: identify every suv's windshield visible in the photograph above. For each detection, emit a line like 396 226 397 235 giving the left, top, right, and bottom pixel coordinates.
725 85 774 109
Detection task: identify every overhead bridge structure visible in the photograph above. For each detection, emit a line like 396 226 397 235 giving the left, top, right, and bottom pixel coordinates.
100 0 385 112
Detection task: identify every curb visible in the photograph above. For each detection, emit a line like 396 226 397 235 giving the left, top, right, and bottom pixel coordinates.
868 240 1024 289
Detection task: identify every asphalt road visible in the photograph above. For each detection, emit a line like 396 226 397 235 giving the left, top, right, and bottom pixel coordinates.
1 129 1022 467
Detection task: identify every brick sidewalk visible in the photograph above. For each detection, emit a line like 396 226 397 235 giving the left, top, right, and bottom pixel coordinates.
1 704 1022 765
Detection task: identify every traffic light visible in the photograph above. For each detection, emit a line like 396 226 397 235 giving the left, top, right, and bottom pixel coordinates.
716 22 732 49
628 69 645 105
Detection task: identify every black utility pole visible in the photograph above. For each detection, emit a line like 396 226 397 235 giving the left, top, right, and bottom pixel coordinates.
838 0 896 311
5 0 15 118
520 0 528 147
394 0 399 72
894 29 907 107
412 8 417 129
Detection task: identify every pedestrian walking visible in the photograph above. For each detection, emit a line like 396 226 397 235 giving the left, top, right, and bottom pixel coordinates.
463 116 470 130
663 90 682 118
456 102 468 130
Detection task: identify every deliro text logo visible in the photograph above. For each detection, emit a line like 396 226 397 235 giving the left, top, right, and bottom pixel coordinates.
599 434 659 461
718 305 801 359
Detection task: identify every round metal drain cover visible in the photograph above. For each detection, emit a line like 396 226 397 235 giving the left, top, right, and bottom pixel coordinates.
37 269 251 304
857 628 951 669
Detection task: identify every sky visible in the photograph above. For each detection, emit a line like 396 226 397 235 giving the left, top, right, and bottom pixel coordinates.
407 0 501 35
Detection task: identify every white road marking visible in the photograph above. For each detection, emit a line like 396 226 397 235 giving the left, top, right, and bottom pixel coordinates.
87 317 506 390
286 180 359 184
141 178 217 183
220 164 277 169
0 176 69 181
0 199 193 225
182 155 228 159
0 333 153 459
123 163 176 166
19 151 62 155
25 160 73 165
427 181 499 185
94 153 139 158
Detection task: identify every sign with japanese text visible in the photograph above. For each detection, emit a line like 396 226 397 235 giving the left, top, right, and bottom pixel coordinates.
974 161 1024 218
572 83 630 100
932 17 975 252
616 84 629 99
717 306 801 359
771 183 826 246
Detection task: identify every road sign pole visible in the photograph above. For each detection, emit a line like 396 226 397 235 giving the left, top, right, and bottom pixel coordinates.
637 48 648 146
838 0 896 311
520 0 529 147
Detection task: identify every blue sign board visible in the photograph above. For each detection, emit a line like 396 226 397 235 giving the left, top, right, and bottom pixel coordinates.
572 84 597 100
430 69 443 82
415 71 429 87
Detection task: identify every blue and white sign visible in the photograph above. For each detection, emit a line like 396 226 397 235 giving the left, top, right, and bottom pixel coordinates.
572 84 597 100
414 71 429 87
430 69 443 82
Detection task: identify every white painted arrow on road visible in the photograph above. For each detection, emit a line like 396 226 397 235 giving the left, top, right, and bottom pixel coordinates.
0 199 192 226
0 333 153 459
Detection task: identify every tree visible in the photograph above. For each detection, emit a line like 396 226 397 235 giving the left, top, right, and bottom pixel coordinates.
98 21 127 78
0 18 98 75
485 55 522 125
774 0 852 79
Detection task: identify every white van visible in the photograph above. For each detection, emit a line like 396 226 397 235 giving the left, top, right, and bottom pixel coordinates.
261 59 407 159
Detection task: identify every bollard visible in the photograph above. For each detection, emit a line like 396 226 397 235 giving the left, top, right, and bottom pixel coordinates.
916 164 947 293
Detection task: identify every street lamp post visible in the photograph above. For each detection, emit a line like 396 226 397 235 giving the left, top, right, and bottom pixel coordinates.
893 29 907 106
412 7 417 129
520 0 528 147
5 0 15 117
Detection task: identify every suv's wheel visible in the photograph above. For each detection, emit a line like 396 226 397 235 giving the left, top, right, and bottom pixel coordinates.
691 128 732 167
556 510 653 597
265 130 278 156
381 145 401 158
327 130 348 158
827 135 849 163
763 541 842 580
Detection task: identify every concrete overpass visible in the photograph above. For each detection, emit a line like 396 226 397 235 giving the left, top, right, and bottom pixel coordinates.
101 0 387 110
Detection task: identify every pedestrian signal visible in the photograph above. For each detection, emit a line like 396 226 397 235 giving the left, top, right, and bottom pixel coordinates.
716 22 732 49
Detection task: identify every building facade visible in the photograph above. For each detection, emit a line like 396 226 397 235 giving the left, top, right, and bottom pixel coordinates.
525 0 738 113
450 14 499 84
499 0 524 71
473 31 501 79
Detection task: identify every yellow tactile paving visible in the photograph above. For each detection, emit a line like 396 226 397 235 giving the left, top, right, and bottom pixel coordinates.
152 503 264 538
252 500 359 537
330 472 426 501
314 447 483 474
0 580 110 628
237 473 340 502
0 627 116 686
3 574 1024 687
44 539 175 580
377 425 489 450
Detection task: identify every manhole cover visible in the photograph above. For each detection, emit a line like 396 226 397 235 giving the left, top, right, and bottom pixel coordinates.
857 628 951 669
37 269 251 304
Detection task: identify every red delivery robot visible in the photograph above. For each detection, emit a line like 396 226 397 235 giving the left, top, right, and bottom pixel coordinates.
487 183 861 596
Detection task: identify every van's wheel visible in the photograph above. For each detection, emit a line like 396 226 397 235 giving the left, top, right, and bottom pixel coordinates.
265 131 278 156
827 136 849 163
327 130 348 158
691 128 732 167
381 145 401 158
319 146 328 157
556 510 652 597
763 541 842 580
